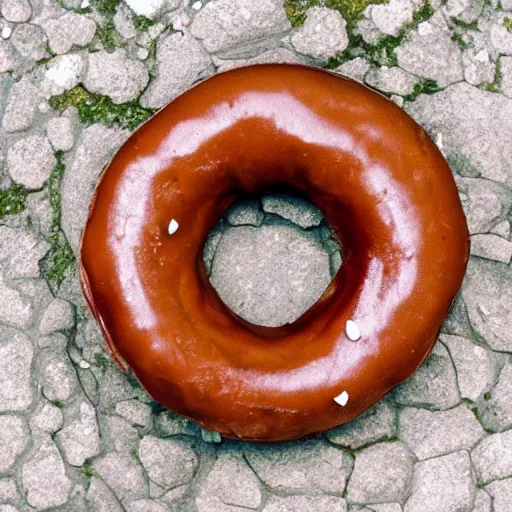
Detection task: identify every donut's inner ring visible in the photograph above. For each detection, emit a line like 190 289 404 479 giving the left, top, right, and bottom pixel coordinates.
202 188 343 328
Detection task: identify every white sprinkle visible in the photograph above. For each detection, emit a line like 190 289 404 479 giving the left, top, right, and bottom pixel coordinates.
418 21 433 36
78 360 90 369
1 26 12 39
137 48 149 60
334 391 349 407
191 1 202 10
345 319 361 341
168 219 179 235
81 0 90 8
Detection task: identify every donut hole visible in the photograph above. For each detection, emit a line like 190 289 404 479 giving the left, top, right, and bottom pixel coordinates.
202 190 342 328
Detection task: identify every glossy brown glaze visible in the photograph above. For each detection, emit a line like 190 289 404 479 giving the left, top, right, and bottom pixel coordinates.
80 64 469 441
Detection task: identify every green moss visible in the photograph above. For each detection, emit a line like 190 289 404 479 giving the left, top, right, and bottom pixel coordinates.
49 86 155 130
285 0 321 28
93 0 121 16
482 57 502 93
324 32 401 68
451 17 479 31
56 0 91 14
49 86 89 112
133 13 154 32
410 0 434 26
448 153 480 178
451 31 473 50
0 185 28 217
53 400 65 408
41 236 75 288
96 21 120 53
284 0 387 29
81 460 99 478
505 16 512 33
94 352 111 370
404 78 441 101
40 153 76 288
323 0 433 68
325 0 387 29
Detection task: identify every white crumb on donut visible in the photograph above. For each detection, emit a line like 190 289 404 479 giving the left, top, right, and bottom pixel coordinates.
334 391 349 407
345 319 361 341
168 219 179 235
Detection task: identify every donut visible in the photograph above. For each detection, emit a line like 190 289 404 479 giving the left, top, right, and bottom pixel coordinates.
80 64 469 442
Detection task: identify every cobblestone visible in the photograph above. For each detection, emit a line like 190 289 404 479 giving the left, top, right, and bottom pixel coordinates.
83 49 149 104
6 134 56 190
0 415 29 472
290 7 349 61
245 440 352 495
346 442 414 504
404 451 475 512
22 436 73 509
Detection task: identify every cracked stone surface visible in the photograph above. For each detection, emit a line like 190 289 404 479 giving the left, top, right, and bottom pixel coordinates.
472 429 512 483
0 0 511 510
140 31 213 109
196 453 262 511
441 334 496 402
245 440 352 495
462 258 512 352
0 416 29 473
326 398 397 449
392 341 461 410
399 405 484 460
6 134 56 189
83 50 149 104
290 7 349 60
190 0 290 55
477 361 512 432
346 442 414 504
404 451 475 512
22 435 72 509
396 12 464 87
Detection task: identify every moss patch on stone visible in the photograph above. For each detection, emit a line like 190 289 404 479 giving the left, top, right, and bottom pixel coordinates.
40 152 76 288
0 185 28 217
49 86 155 130
324 32 401 68
93 0 121 16
80 460 99 478
285 0 321 27
324 0 433 68
482 57 502 93
325 0 387 29
404 78 441 101
285 0 388 29
96 22 120 52
505 17 512 33
133 13 154 32
49 86 89 111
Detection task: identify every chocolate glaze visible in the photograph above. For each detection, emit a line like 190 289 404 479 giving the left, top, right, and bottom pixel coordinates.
80 64 469 441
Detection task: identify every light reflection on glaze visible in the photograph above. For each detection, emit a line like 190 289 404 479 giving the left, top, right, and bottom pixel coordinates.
83 65 469 442
110 91 367 331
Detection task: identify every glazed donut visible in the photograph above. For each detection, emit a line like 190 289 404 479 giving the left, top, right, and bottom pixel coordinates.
80 64 469 442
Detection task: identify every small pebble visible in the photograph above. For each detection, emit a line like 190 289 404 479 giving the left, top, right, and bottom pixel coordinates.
191 1 202 10
334 391 349 407
1 26 12 39
137 48 149 60
81 0 90 7
168 219 179 235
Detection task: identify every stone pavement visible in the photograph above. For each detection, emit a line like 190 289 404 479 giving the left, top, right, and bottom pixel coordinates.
0 0 511 510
